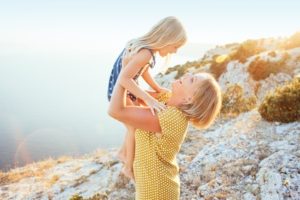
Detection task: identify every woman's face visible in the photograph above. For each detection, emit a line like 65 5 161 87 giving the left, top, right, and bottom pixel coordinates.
158 44 180 57
171 73 207 103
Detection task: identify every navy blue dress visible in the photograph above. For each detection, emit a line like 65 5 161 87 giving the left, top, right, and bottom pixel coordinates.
107 48 156 102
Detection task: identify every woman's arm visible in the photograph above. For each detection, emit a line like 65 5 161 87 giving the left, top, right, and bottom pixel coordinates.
108 79 162 133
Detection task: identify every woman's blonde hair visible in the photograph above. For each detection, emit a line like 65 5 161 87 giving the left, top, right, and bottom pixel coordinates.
178 72 222 129
123 16 187 58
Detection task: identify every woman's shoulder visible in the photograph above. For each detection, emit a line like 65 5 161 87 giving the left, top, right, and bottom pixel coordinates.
161 106 187 121
157 106 188 134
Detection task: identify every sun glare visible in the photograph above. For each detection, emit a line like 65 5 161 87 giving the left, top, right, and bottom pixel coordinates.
215 54 229 63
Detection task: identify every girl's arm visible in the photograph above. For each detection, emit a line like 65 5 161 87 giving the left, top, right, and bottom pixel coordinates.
142 68 171 93
108 79 161 133
142 69 162 92
118 49 166 114
146 90 160 98
136 90 160 106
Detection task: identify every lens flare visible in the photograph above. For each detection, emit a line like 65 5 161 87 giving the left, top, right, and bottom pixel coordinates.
216 54 229 63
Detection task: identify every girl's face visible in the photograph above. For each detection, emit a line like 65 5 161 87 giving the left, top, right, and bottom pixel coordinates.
158 44 180 57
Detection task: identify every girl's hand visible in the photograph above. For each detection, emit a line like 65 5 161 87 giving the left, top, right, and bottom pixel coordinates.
144 95 167 115
137 90 159 107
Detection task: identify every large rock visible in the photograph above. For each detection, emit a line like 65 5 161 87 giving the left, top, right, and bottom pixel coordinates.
256 73 292 103
218 61 257 97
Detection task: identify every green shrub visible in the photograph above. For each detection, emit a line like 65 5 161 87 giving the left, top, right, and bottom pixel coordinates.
209 55 231 80
268 51 277 57
281 32 300 50
258 77 300 122
165 64 181 75
70 194 83 200
247 53 291 81
175 64 190 79
230 40 265 63
210 40 265 79
221 84 257 116
69 193 108 200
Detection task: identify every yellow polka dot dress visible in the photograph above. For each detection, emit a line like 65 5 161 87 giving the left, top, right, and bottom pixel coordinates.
133 92 188 200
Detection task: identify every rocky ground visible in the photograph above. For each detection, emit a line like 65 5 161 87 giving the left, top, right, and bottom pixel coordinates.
1 109 299 200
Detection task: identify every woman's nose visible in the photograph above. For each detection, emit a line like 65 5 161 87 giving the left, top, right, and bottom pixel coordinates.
181 73 189 81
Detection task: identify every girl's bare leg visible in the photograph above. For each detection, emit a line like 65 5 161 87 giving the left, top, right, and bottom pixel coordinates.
121 124 135 180
118 93 156 177
117 134 127 163
117 96 138 180
117 96 135 163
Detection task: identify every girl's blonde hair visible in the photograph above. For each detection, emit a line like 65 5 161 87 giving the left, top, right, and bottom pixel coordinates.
123 16 187 58
178 72 222 129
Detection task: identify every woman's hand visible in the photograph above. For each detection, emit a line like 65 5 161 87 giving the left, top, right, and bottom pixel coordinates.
136 90 159 107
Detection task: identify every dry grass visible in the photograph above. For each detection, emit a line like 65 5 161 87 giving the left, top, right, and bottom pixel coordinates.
48 174 60 186
0 155 72 186
56 155 73 164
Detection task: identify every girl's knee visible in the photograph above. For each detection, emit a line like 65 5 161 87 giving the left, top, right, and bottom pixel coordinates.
128 126 135 132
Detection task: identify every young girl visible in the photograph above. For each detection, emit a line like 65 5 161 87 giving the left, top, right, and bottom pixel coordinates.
107 16 187 180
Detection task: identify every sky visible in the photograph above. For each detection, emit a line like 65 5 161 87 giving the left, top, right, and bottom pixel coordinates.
0 0 299 55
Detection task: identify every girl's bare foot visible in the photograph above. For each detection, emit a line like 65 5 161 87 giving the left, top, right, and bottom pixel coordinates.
117 150 126 163
121 166 135 181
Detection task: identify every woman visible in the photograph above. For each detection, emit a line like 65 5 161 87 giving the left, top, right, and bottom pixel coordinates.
108 72 222 200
